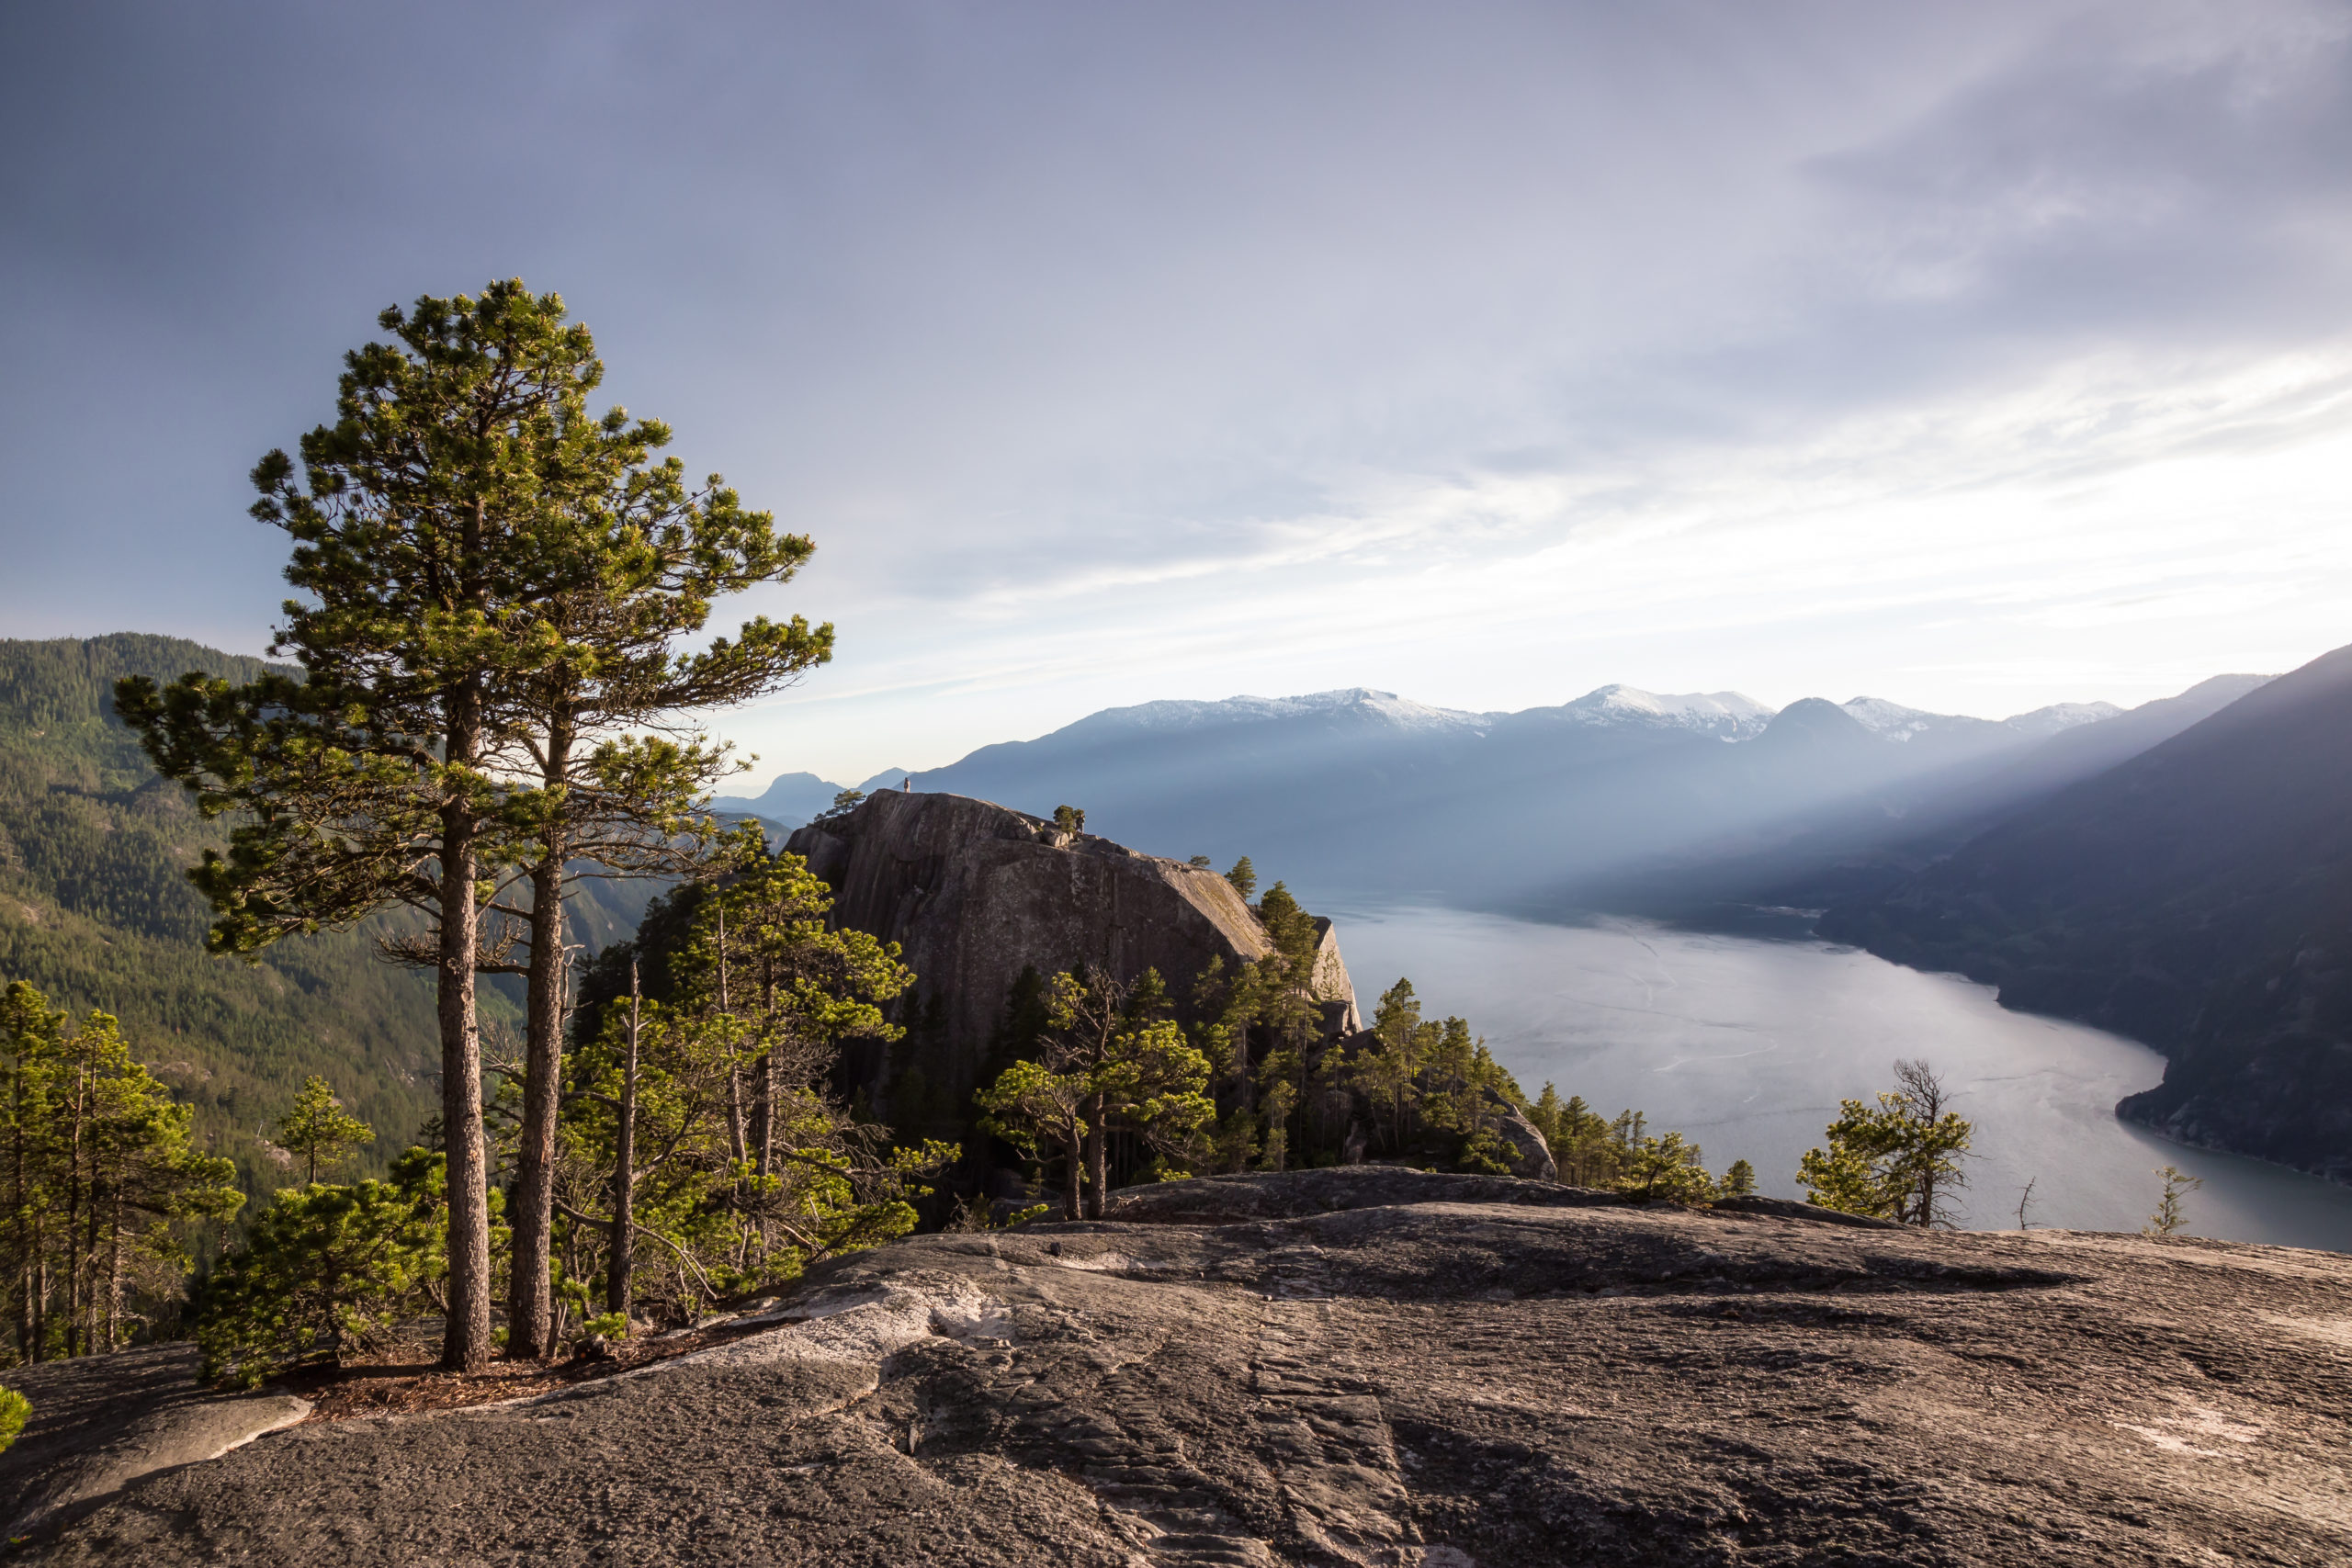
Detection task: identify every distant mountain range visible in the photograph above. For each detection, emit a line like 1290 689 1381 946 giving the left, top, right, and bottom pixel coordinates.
720 681 2197 908
23 631 2342 1186
726 658 2352 1179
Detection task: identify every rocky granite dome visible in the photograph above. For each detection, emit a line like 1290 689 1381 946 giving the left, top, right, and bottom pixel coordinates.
7 1168 2348 1565
786 790 1362 1115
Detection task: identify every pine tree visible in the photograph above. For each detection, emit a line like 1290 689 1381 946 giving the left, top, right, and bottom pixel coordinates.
547 835 945 1330
2 982 242 1360
277 1077 376 1186
1245 884 1327 1170
1798 1059 1973 1226
976 1060 1091 1221
113 282 829 1371
978 967 1212 1214
1350 978 1436 1152
117 283 613 1370
490 427 831 1358
1224 857 1257 901
1717 1158 1758 1199
194 1146 452 1387
1615 1133 1714 1202
2145 1165 2202 1236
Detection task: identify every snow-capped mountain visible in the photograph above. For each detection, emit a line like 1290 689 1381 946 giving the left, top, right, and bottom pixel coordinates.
1840 696 2121 746
1060 688 1491 738
2001 700 2124 737
1550 684 1774 737
733 672 2263 909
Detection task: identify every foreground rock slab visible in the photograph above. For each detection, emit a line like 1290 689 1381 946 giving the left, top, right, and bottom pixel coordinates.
0 1344 308 1542
15 1169 2352 1565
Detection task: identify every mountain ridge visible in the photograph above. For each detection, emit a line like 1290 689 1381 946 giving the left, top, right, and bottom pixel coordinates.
1818 641 2352 1179
722 680 2117 832
756 679 2166 908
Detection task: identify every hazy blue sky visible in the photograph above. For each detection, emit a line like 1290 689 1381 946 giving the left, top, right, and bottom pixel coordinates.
6 2 2348 784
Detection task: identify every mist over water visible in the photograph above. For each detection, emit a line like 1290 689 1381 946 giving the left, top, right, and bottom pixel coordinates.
1327 906 2352 1254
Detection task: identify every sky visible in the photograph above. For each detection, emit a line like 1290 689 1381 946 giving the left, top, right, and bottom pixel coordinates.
4 1 2348 786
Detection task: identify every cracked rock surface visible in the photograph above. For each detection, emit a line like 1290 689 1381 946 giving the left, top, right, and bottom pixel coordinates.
15 1168 2352 1565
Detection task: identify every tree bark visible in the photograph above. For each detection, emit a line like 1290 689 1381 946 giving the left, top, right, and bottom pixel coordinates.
437 674 494 1374
606 962 641 1322
1062 1129 1082 1223
9 1072 30 1360
105 1187 122 1353
62 1062 84 1359
1084 1090 1108 1220
507 714 574 1360
718 907 749 1173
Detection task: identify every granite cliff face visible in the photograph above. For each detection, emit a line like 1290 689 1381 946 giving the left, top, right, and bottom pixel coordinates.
15 1169 2350 1565
786 791 1363 1118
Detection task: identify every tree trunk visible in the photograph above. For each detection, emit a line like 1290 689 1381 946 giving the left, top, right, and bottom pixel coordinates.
9 1074 29 1360
105 1187 122 1352
606 962 641 1322
62 1065 85 1359
507 714 574 1361
717 905 748 1170
81 1156 103 1358
1084 1090 1108 1220
753 970 777 1179
1061 1131 1082 1223
437 676 494 1374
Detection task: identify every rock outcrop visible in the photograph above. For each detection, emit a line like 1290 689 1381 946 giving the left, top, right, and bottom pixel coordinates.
786 791 1362 1111
0 1346 309 1543
18 1169 2352 1565
1479 1085 1557 1179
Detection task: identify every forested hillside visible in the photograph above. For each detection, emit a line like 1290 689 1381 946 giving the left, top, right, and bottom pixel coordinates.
0 634 443 1198
1820 640 2352 1181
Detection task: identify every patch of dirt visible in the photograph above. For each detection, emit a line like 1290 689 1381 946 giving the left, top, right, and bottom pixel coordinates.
275 1317 785 1421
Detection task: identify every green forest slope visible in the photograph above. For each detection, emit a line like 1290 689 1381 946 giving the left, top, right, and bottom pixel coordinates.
0 634 443 1199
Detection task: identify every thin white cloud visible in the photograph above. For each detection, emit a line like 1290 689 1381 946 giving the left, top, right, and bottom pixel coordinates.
1 2 2346 784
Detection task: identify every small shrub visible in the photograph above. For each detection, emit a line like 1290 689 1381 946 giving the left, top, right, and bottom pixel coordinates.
1455 1129 1519 1176
0 1385 29 1454
1616 1132 1715 1203
2145 1165 2203 1236
577 1312 630 1343
192 1148 447 1388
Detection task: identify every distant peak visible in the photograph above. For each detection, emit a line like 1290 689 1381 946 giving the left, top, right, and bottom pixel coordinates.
1070 688 1487 735
1839 696 1941 739
1841 695 2123 742
1555 684 1775 734
2003 701 2122 737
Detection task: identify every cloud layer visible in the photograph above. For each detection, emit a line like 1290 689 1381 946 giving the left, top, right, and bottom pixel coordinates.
4 1 2347 780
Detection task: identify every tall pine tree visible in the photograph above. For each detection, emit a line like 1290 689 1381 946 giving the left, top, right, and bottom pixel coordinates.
483 380 831 1359
117 282 717 1370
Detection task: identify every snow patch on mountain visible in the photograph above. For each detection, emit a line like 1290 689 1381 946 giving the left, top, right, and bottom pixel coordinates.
2003 701 2124 737
1067 688 1491 736
1554 684 1776 736
1842 695 2123 744
1837 697 1955 740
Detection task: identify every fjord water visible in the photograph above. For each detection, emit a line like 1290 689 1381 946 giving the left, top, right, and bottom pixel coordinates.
1329 905 2352 1252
